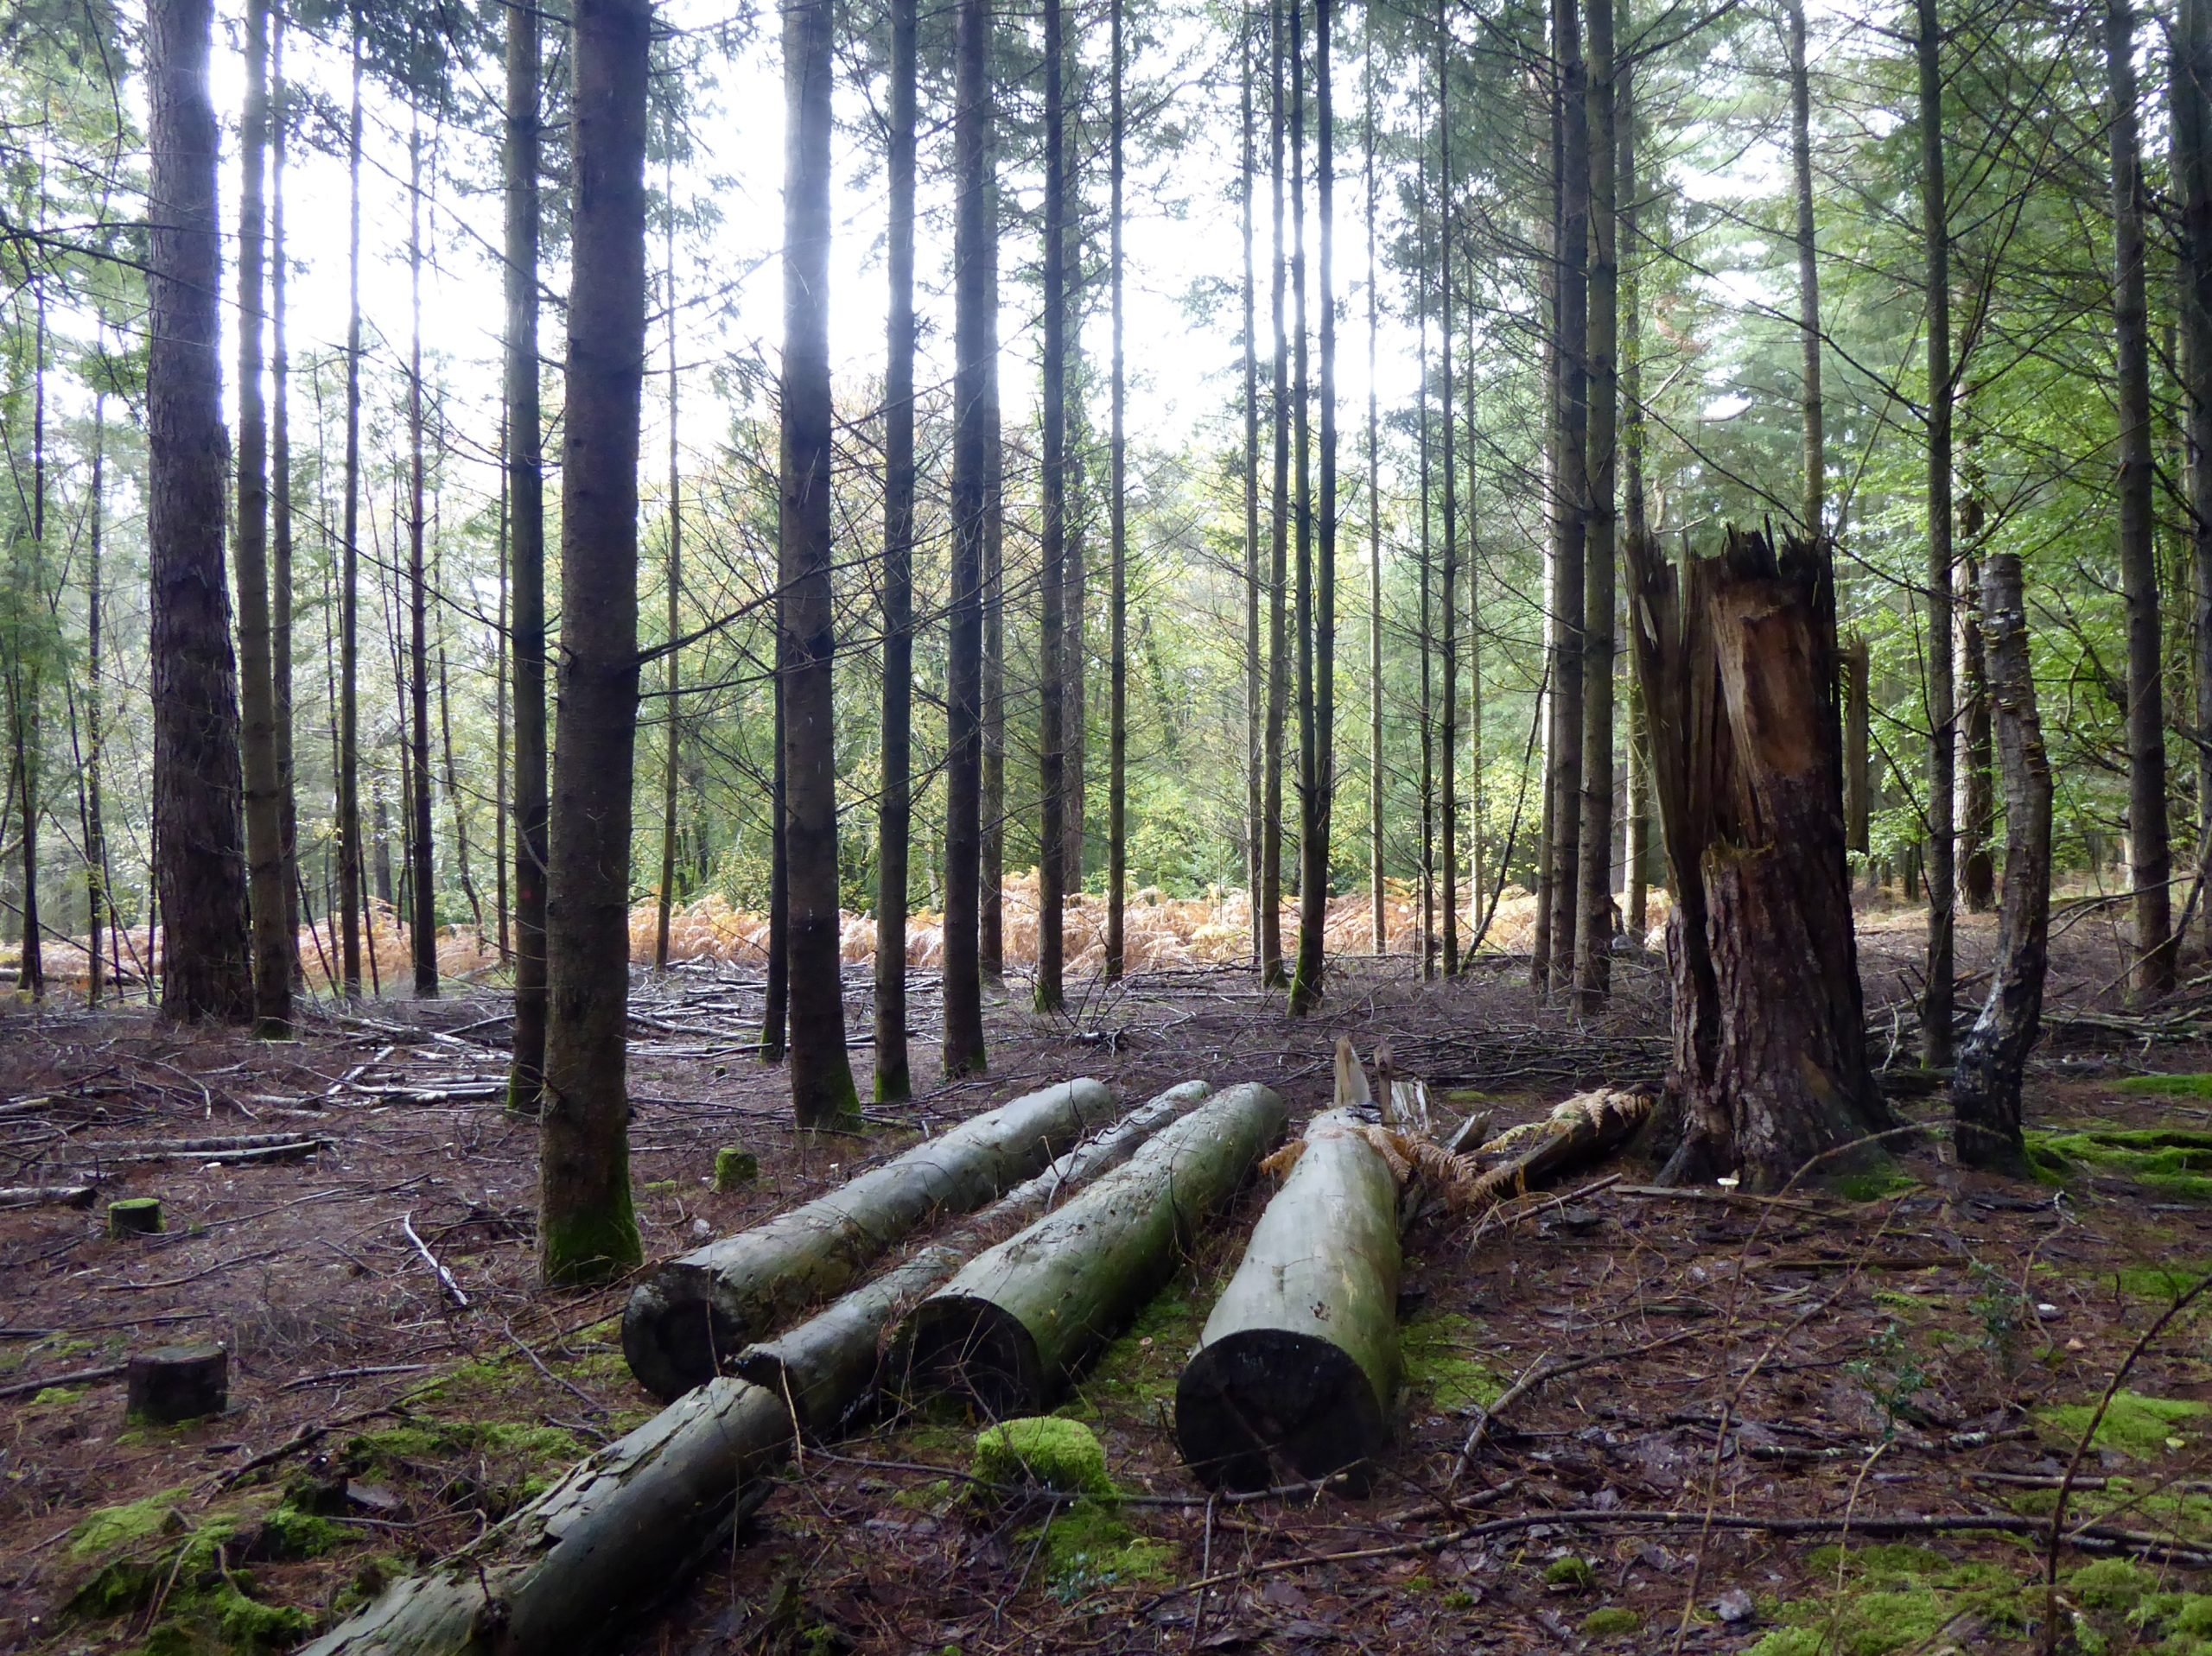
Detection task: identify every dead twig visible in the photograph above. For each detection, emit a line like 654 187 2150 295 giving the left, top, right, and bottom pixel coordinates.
401 1213 469 1308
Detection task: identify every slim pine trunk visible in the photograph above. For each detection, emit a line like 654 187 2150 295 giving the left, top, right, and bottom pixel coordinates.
1466 373 1484 905
538 0 652 1283
272 10 300 992
980 250 1006 985
1435 9 1459 980
1261 0 1291 987
15 276 46 998
1365 40 1384 953
876 0 917 1091
1291 0 1337 1013
506 0 550 1104
762 634 789 1061
1916 0 1957 1061
1415 103 1434 979
1620 57 1649 933
1243 10 1262 966
86 390 107 1003
1547 0 1589 993
2182 0 2212 880
1959 465 1995 913
1573 0 1618 1007
1785 0 1823 535
944 0 992 1073
783 0 863 1123
339 12 365 1003
435 538 481 938
406 119 438 999
1105 0 1128 984
2109 0 2175 998
1037 0 1070 1013
655 197 683 971
496 424 511 962
147 0 253 1022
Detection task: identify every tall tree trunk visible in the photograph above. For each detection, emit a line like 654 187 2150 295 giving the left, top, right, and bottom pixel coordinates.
1243 7 1263 966
506 0 550 1102
496 416 511 963
234 0 289 1032
1065 383 1089 895
1291 0 1337 1013
271 10 299 991
1037 0 1070 1014
1434 0 1458 980
1467 349 1484 906
1916 0 1956 1062
980 201 1006 986
147 0 253 1022
944 0 993 1074
407 119 438 999
2180 0 2212 893
1415 92 1434 979
14 269 46 998
86 388 106 1003
435 536 481 938
1573 0 1618 1008
1784 0 1823 536
876 0 917 1092
1547 0 1590 993
1950 549 2049 1174
1958 448 1995 913
339 12 365 1003
1105 0 1128 984
538 0 652 1283
1290 0 1313 994
1531 57 1563 991
1366 35 1384 954
783 0 863 1123
1620 57 1649 936
762 631 790 1061
2108 0 2175 998
1261 0 1291 987
655 191 683 972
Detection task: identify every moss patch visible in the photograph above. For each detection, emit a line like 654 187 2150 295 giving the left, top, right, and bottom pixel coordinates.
1751 1545 2026 1656
1544 1556 1596 1589
2029 1130 2212 1202
63 1489 309 1653
2115 1075 2212 1099
1081 1278 1205 1409
1831 1164 1918 1202
1019 1500 1174 1602
70 1487 197 1562
1584 1608 1642 1637
1401 1313 1504 1412
973 1418 1115 1498
2038 1391 2210 1458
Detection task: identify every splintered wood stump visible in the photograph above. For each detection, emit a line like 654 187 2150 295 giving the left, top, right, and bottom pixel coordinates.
623 1078 1113 1399
299 1379 787 1656
126 1344 227 1423
1624 526 1888 1190
736 1082 1210 1438
894 1082 1287 1418
1175 1110 1401 1492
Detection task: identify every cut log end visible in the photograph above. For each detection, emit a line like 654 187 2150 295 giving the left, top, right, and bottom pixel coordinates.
126 1343 228 1424
896 1296 1046 1419
1175 1327 1390 1494
620 1266 736 1402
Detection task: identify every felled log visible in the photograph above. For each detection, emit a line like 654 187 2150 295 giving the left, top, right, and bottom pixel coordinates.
0 1184 97 1211
624 1078 1112 1399
1463 1088 1654 1205
126 1344 228 1423
1175 1109 1401 1492
895 1082 1287 1417
299 1379 787 1656
737 1082 1210 1437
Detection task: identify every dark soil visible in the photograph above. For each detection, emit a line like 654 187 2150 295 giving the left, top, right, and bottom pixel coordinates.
7 906 2212 1654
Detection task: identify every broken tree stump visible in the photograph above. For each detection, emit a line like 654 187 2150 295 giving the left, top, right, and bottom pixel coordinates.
106 1197 163 1237
1624 525 1890 1190
623 1078 1113 1399
737 1081 1211 1438
1175 1109 1401 1491
894 1082 1287 1418
299 1378 788 1656
126 1344 228 1423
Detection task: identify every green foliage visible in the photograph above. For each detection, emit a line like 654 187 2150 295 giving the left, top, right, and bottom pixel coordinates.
2037 1392 2211 1459
1016 1501 1175 1602
2113 1075 2212 1099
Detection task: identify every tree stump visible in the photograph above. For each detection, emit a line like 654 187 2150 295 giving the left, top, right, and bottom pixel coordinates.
107 1197 164 1237
1624 527 1891 1190
126 1344 228 1423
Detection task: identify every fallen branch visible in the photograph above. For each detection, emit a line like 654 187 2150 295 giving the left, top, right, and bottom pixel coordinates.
0 1184 97 1210
401 1215 468 1308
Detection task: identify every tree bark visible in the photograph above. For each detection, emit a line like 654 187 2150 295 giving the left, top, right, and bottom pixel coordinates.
736 1082 1208 1438
2108 0 2175 998
1844 636 1871 853
1545 0 1590 994
1037 0 1070 1014
537 0 652 1285
1106 0 1128 984
1950 550 2048 1175
895 1082 1287 1417
875 0 917 1093
506 0 550 1101
1916 0 1956 1062
944 0 992 1073
1175 1108 1398 1492
1261 0 1291 987
1626 528 1888 1191
1574 0 1618 1007
147 0 253 1023
624 1078 1112 1400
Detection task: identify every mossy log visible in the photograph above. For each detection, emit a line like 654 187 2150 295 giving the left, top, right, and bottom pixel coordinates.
1175 1109 1401 1492
624 1078 1112 1399
299 1380 787 1656
895 1082 1287 1418
737 1082 1210 1437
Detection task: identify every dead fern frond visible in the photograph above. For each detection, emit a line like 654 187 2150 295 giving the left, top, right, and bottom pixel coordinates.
1260 1140 1306 1182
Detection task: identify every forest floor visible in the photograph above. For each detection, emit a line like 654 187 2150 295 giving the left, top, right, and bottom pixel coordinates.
8 904 2212 1653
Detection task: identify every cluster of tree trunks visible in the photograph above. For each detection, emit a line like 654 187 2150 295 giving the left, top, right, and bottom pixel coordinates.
1624 527 1890 1190
1175 1108 1398 1491
623 1078 1111 1399
894 1082 1287 1416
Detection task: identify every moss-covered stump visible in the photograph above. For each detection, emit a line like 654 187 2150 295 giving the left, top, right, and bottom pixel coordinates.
126 1344 228 1424
972 1417 1115 1498
713 1146 759 1191
107 1196 163 1237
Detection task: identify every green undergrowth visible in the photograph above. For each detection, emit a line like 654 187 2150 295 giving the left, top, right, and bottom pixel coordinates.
1747 1544 2028 1656
2005 1482 2212 1546
1018 1501 1175 1603
1401 1312 1505 1413
2026 1129 2212 1202
2038 1392 2211 1459
1076 1271 1211 1416
1830 1164 1919 1202
2116 1075 2212 1099
2107 1263 2212 1302
63 1487 331 1654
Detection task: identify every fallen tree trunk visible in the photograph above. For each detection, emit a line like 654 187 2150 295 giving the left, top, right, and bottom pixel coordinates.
299 1379 788 1656
737 1082 1209 1437
894 1082 1287 1418
1174 1109 1400 1492
0 1184 97 1210
1464 1088 1653 1205
624 1077 1112 1399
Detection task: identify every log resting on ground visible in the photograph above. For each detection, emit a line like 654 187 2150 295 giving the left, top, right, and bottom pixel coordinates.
1175 1109 1401 1491
624 1077 1112 1399
736 1082 1210 1437
894 1082 1287 1418
299 1379 788 1656
1466 1088 1653 1204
